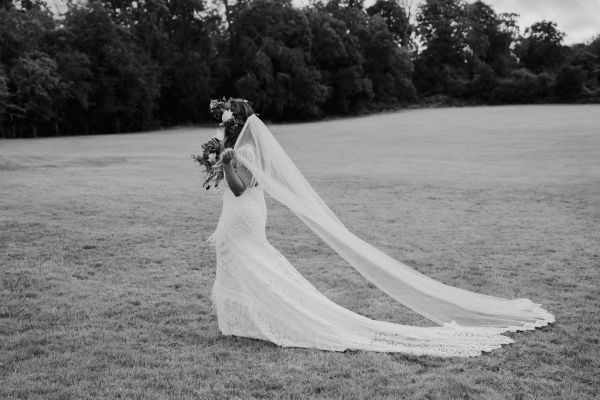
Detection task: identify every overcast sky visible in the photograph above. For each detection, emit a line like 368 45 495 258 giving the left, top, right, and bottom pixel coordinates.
294 0 600 45
473 0 599 44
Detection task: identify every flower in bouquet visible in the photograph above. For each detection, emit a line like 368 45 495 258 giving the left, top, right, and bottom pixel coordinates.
191 137 224 191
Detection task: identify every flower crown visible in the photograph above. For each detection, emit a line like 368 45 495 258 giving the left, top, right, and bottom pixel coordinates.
209 97 250 130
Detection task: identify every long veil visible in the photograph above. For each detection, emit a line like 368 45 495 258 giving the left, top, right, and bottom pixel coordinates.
233 114 554 332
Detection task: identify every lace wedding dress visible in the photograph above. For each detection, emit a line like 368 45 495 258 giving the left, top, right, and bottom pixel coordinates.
207 115 554 357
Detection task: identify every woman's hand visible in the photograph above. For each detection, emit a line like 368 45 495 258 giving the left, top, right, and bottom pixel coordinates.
221 148 235 164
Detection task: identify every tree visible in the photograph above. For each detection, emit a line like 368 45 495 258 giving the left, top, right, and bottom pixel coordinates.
463 1 517 77
414 0 468 95
366 0 414 48
51 49 93 136
357 13 416 102
0 66 9 137
555 65 586 100
230 0 328 119
327 0 365 8
518 20 567 73
314 3 376 113
63 1 160 133
8 51 65 137
490 68 551 104
102 0 218 125
0 3 62 137
0 5 55 68
466 62 496 101
567 42 599 93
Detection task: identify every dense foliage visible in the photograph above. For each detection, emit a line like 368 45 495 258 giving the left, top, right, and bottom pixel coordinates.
0 0 598 137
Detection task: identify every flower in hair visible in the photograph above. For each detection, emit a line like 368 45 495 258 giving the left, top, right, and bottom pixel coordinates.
209 97 249 130
221 109 233 123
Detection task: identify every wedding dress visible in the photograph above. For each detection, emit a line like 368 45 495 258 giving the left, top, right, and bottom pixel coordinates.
207 115 554 357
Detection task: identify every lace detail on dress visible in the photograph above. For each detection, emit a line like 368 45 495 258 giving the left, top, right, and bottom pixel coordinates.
366 325 514 357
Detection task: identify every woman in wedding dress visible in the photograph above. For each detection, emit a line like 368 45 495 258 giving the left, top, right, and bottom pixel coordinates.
207 99 554 357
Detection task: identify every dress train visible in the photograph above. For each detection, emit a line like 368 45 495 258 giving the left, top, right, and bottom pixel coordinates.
208 186 518 357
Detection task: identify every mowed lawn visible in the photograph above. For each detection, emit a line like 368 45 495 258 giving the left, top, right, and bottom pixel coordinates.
1 105 599 399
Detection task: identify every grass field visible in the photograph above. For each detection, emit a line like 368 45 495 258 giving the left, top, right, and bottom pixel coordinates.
1 105 599 399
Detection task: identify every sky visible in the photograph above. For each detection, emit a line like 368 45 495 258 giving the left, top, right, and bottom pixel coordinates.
470 0 599 44
294 0 600 45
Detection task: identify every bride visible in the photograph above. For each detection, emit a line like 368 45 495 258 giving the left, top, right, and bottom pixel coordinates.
206 98 554 357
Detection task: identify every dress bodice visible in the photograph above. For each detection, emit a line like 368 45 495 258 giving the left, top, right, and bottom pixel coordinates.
208 184 268 248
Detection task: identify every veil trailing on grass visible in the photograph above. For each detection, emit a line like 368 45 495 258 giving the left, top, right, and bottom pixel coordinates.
233 114 554 332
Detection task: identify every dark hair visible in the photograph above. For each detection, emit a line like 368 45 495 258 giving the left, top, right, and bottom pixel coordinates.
224 99 254 148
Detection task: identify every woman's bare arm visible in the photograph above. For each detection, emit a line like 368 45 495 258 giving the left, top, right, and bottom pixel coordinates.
222 148 252 196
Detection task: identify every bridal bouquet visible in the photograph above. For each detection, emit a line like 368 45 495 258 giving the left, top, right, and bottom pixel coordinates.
193 97 250 190
191 137 223 191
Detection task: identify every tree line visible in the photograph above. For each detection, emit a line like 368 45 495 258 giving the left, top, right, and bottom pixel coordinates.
1 0 599 138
